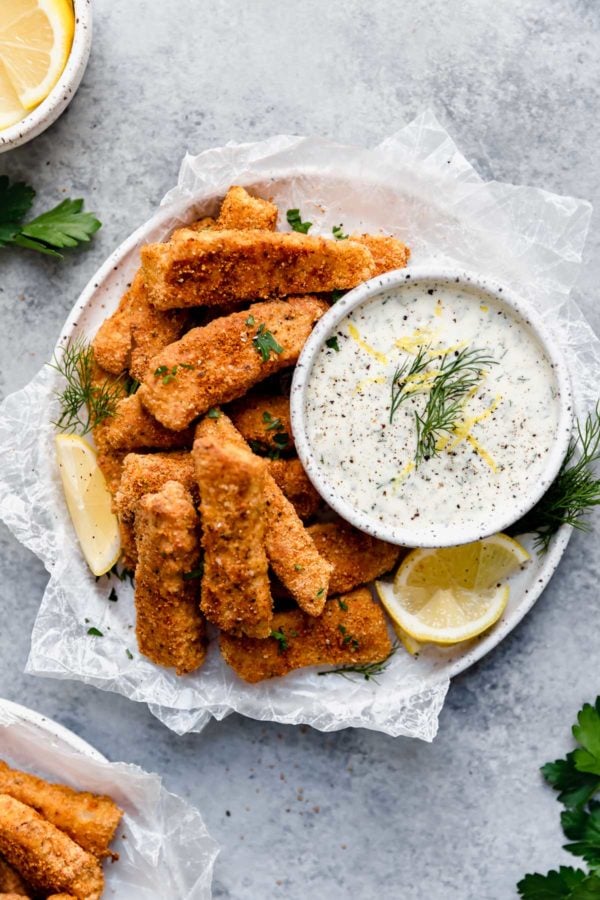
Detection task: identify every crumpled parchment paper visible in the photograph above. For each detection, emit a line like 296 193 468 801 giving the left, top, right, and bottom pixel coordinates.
0 110 596 741
0 702 218 898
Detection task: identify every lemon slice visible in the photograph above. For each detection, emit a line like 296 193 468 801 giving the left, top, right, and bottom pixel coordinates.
0 0 75 111
0 58 25 128
55 434 121 577
376 534 530 645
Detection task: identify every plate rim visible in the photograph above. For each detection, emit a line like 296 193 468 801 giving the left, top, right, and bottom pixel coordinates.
0 698 107 761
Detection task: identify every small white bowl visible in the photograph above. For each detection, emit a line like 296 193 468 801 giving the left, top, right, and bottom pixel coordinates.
0 0 92 153
291 266 574 548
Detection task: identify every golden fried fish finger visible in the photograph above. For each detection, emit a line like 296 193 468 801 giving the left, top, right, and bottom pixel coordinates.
0 762 122 860
138 295 328 431
141 229 374 309
93 394 194 452
267 457 321 520
0 795 104 900
92 271 189 379
220 588 392 683
216 185 278 231
194 425 272 638
229 391 293 455
115 451 197 568
307 521 401 595
350 233 410 276
134 481 207 674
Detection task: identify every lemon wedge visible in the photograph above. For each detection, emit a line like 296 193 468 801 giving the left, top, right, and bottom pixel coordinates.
55 434 121 577
0 58 25 128
0 0 75 111
376 534 530 645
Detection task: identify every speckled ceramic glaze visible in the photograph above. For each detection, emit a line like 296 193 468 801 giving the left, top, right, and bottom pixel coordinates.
291 267 573 548
0 0 92 153
0 699 105 760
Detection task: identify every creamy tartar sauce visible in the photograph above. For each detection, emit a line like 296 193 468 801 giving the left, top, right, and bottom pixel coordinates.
303 280 565 541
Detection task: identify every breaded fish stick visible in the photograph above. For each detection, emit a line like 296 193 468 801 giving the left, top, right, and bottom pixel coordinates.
0 894 31 899
194 426 272 638
0 763 121 860
229 391 293 455
307 521 401 595
135 481 207 674
197 414 331 615
263 477 331 616
0 795 104 900
220 588 392 683
0 855 29 895
93 394 194 453
96 448 127 503
267 458 321 520
92 270 189 380
351 234 410 276
139 295 328 430
216 185 278 231
141 229 375 309
116 451 196 568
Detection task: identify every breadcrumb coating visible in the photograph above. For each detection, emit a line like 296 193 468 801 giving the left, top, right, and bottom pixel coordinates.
351 233 410 275
267 458 321 520
138 295 328 431
93 394 194 453
307 521 401 595
141 229 375 309
220 588 392 683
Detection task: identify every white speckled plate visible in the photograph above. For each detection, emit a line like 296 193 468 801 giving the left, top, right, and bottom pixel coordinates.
53 172 571 687
0 698 105 759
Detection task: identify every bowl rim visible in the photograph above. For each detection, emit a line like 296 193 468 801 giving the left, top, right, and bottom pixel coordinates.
0 0 92 153
0 698 106 761
290 264 574 548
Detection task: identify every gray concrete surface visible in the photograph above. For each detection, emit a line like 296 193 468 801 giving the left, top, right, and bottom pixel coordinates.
1 1 599 897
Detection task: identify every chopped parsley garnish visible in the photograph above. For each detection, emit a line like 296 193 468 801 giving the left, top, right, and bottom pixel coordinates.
263 411 283 431
273 432 290 448
294 564 304 571
325 336 340 352
337 598 348 611
126 649 134 660
331 289 346 303
246 314 255 326
316 587 325 598
286 208 312 234
154 366 168 376
332 224 348 240
271 628 289 653
253 324 284 362
207 408 222 419
183 564 204 581
124 376 140 396
87 627 103 637
0 177 101 258
108 587 118 602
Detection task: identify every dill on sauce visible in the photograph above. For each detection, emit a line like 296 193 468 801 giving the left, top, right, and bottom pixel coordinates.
389 345 431 423
50 338 123 435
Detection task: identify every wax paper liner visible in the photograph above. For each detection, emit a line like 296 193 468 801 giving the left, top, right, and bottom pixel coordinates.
0 702 219 898
0 110 596 741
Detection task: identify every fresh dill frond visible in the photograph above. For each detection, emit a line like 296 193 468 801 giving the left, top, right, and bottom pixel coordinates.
49 338 123 435
317 644 398 683
509 403 600 553
389 345 431 424
414 346 496 466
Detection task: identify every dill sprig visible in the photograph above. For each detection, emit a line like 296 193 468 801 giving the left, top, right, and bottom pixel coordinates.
49 338 123 435
414 346 496 466
509 403 600 553
389 345 431 424
318 644 398 683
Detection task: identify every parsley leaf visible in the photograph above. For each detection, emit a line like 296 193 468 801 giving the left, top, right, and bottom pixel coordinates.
332 223 348 240
270 628 289 653
562 803 600 868
331 289 346 303
325 336 340 352
18 198 101 256
0 177 35 244
87 627 103 637
573 701 600 777
253 324 284 362
207 408 222 419
517 867 588 899
543 754 600 810
286 208 312 234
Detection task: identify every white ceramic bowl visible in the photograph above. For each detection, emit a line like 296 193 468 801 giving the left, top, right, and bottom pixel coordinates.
291 266 574 548
0 0 92 153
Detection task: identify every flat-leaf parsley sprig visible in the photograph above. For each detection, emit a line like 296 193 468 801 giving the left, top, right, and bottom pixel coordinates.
50 338 122 435
509 403 600 553
517 698 600 898
253 323 284 362
286 208 312 234
0 176 101 258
